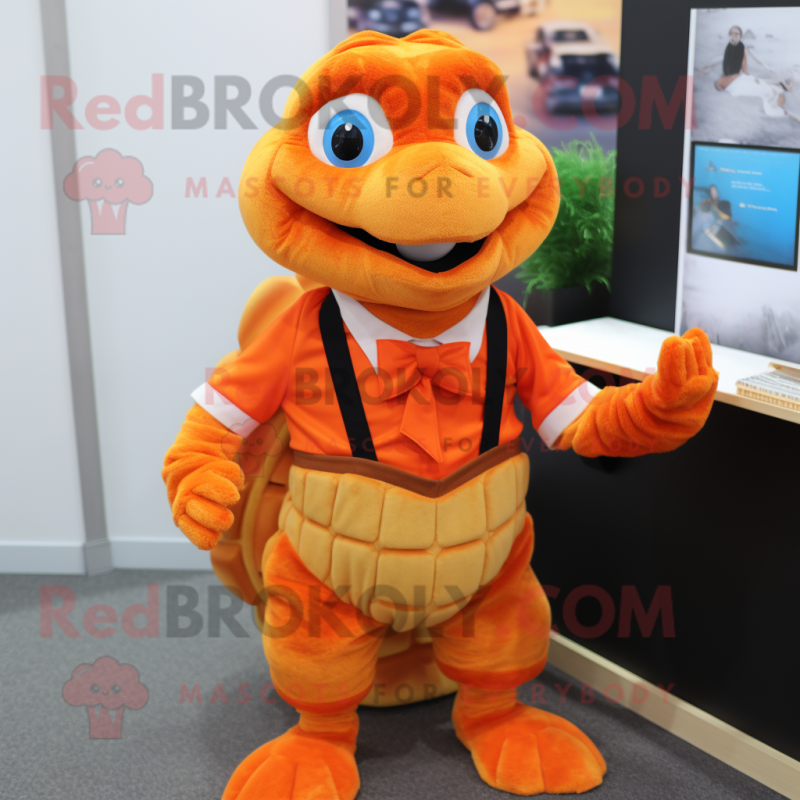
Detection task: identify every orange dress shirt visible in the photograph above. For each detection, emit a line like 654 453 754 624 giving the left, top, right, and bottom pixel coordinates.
197 286 594 480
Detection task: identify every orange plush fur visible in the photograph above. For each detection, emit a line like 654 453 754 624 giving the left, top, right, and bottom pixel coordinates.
238 30 560 324
163 29 718 800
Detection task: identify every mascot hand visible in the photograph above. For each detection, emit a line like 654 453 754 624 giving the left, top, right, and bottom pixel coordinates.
557 328 718 457
649 328 718 412
162 405 245 550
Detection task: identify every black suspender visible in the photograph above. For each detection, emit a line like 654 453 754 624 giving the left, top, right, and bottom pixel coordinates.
320 291 378 460
478 287 508 455
319 287 508 461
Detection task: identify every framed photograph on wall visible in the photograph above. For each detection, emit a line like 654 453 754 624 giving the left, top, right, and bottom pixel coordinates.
687 141 800 271
675 7 800 362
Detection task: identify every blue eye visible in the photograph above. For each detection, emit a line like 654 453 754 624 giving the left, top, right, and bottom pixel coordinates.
466 103 502 159
309 94 393 168
323 110 374 168
454 89 509 160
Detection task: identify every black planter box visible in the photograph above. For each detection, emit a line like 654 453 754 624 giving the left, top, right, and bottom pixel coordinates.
525 285 610 327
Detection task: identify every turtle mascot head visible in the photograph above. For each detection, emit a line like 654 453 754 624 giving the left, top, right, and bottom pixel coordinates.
239 29 559 312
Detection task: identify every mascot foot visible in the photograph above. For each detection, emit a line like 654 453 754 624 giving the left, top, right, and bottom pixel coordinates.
453 687 606 796
222 711 360 800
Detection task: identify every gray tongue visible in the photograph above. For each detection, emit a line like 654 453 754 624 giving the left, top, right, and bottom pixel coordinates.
395 242 456 262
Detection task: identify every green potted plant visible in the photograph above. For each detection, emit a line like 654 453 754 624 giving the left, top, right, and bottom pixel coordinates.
517 135 616 327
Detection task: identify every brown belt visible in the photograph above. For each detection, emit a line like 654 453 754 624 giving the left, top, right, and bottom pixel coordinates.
292 438 521 499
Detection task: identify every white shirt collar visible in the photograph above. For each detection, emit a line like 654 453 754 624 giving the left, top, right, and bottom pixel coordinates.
331 286 491 371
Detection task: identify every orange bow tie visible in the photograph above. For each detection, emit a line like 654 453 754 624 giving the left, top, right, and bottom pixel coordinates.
376 339 475 462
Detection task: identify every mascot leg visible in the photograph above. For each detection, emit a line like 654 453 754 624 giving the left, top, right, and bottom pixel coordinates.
222 534 385 800
431 517 607 796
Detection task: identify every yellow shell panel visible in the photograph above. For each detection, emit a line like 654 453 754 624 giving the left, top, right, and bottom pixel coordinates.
330 536 378 614
435 478 487 548
278 452 529 631
303 469 340 527
484 459 519 532
331 473 385 543
433 539 485 606
379 487 436 549
298 518 335 583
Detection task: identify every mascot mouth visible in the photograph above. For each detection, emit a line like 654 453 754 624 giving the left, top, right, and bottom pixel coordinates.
336 224 486 274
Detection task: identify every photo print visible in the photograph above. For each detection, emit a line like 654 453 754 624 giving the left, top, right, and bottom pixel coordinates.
689 142 800 270
675 8 800 363
692 6 800 148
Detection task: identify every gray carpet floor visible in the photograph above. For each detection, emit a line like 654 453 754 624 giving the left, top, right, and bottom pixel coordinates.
0 570 785 800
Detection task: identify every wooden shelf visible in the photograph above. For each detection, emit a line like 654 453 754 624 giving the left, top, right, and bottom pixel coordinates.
539 317 800 426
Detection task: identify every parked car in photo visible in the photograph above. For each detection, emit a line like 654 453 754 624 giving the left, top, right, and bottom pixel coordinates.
350 0 427 37
428 0 545 32
526 21 620 114
517 0 547 19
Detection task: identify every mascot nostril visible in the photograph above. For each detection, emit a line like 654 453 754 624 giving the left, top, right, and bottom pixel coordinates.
163 28 719 800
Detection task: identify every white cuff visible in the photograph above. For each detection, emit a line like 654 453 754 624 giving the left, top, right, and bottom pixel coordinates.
538 381 601 449
190 383 261 437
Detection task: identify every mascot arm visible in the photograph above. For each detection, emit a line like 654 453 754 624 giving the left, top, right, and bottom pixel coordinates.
554 328 719 457
162 405 245 551
162 291 309 550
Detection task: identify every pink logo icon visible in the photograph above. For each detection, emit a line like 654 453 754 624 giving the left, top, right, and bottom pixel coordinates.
62 656 149 739
64 149 153 234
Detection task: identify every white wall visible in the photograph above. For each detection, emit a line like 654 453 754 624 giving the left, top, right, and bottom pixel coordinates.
61 0 332 567
0 1 86 573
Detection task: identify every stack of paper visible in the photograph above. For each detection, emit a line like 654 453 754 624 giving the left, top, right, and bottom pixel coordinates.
736 364 800 412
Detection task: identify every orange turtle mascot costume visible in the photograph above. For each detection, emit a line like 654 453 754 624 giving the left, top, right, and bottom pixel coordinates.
163 30 718 799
